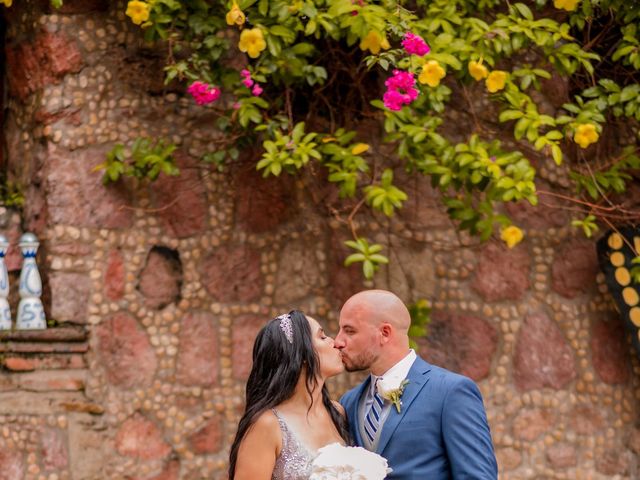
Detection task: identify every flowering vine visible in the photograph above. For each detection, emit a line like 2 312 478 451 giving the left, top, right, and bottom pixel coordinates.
105 0 640 280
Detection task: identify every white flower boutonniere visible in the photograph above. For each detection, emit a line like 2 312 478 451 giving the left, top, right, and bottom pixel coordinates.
376 377 410 413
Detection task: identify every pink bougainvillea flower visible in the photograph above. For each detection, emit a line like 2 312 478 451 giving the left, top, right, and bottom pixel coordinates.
241 69 254 87
401 32 430 56
187 81 221 105
240 69 262 95
383 70 419 110
252 84 263 96
385 70 417 93
383 90 405 111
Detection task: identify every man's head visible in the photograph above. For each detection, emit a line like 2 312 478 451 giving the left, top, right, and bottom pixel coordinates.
334 289 411 375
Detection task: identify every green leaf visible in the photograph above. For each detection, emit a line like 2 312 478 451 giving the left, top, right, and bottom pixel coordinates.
513 3 534 20
551 145 563 165
499 110 524 122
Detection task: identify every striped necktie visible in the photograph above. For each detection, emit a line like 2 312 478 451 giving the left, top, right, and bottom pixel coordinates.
363 385 384 445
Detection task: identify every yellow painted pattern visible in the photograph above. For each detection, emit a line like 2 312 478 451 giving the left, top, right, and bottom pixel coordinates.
615 267 631 286
630 307 640 327
610 252 625 267
608 233 623 250
623 286 639 307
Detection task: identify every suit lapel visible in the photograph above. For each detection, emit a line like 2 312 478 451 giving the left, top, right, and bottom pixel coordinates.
348 377 371 447
376 357 431 455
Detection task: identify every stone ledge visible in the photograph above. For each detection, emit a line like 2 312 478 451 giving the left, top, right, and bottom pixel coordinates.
0 326 88 355
0 325 87 342
3 353 86 371
0 341 89 353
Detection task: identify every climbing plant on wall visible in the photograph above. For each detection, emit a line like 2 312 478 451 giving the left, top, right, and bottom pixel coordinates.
106 0 638 279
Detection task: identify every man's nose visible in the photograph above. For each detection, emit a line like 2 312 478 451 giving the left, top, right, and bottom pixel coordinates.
334 332 345 349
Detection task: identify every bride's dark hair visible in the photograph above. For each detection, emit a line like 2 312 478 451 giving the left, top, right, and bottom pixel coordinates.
228 310 350 479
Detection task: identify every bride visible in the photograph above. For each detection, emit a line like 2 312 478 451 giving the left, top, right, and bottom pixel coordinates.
229 310 350 479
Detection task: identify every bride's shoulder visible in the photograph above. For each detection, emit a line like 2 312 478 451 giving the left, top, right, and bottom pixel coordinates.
243 410 282 449
252 409 281 432
331 400 346 417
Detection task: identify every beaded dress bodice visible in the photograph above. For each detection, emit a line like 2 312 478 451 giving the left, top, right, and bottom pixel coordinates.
271 409 316 480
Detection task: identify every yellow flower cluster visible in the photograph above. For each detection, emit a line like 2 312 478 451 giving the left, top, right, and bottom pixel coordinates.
359 31 390 55
501 226 524 248
468 61 489 81
468 61 509 92
226 1 245 27
419 61 446 87
239 28 267 58
573 124 599 148
126 0 151 25
486 70 508 93
553 0 580 12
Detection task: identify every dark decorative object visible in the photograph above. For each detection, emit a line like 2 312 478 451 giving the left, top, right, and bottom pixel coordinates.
597 227 640 357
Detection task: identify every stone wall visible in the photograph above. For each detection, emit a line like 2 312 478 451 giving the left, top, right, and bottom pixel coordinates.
0 1 639 479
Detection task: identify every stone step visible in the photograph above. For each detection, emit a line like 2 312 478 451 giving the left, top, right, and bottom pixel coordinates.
2 353 86 372
0 325 87 342
0 341 89 354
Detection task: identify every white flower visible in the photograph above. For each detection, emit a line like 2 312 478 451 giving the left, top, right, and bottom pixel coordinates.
310 443 390 480
376 376 409 413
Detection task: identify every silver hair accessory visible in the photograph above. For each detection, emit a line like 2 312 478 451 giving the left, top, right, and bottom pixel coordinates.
277 313 293 344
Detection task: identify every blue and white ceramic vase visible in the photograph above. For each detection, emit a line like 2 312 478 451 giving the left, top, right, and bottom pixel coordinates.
0 235 12 330
16 233 46 330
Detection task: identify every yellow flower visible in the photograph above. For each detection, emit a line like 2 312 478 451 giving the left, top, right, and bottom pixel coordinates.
239 28 267 58
501 226 524 249
226 1 246 27
468 60 488 81
359 31 390 55
418 60 446 87
574 123 599 149
553 0 579 11
351 143 370 155
486 70 508 93
0 0 12 7
126 0 151 25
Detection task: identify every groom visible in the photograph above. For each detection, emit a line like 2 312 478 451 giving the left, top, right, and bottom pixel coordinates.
336 290 498 479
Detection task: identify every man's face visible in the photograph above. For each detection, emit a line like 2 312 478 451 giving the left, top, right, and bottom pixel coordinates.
334 305 380 372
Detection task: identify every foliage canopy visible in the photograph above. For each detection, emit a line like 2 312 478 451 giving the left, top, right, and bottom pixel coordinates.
103 0 640 279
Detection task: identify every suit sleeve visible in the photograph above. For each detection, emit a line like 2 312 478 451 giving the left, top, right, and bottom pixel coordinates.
441 377 498 479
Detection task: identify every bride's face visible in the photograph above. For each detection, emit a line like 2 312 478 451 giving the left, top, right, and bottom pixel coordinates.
307 316 344 379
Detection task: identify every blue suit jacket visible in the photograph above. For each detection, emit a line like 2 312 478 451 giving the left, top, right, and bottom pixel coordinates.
340 357 498 479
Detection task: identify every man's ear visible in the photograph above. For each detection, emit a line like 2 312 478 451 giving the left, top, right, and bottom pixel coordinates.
380 323 392 342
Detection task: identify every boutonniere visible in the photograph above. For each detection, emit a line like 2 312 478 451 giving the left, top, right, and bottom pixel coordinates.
377 377 410 413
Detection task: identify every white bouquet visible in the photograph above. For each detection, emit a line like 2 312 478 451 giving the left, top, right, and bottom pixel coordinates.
309 443 391 480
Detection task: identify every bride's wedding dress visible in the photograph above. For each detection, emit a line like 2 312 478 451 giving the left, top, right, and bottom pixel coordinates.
271 409 316 480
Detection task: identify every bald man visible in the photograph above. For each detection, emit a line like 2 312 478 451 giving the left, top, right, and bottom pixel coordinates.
335 290 497 479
